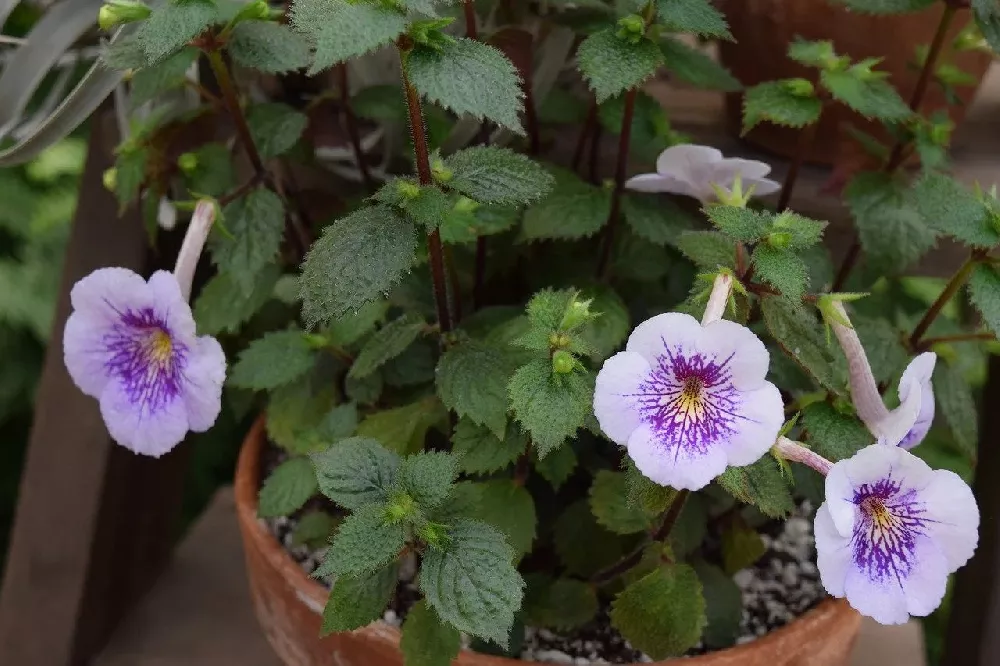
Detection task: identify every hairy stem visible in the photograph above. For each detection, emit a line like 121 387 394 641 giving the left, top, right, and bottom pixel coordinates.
463 0 477 37
337 63 374 189
775 437 833 476
401 53 453 333
596 87 637 279
910 252 983 349
206 50 265 177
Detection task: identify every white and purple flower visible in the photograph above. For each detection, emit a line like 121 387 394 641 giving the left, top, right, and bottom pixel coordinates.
63 200 225 457
814 443 978 624
593 281 783 490
625 144 781 204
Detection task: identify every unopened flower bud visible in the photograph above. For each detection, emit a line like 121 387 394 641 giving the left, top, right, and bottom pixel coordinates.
177 152 199 174
102 168 117 193
559 298 592 331
98 0 151 31
385 493 417 524
616 14 646 45
233 0 270 23
552 350 576 375
767 231 793 249
397 180 421 199
431 158 453 184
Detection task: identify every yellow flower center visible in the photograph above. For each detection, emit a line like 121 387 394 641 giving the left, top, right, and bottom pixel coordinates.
861 496 895 530
147 328 173 365
674 376 706 421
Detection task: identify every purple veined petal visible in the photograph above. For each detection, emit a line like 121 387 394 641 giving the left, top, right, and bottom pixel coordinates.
723 382 784 466
593 350 652 446
824 444 896 535
814 503 851 597
69 267 154 326
100 377 191 457
894 352 937 449
63 310 116 398
655 144 723 178
842 558 910 625
697 319 771 391
182 335 227 432
148 271 198 341
627 421 730 491
625 312 703 367
918 469 979 569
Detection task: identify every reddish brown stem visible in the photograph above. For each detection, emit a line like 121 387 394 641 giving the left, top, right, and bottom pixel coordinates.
337 63 374 190
207 50 265 176
596 89 637 280
918 332 995 351
462 0 477 38
909 252 983 350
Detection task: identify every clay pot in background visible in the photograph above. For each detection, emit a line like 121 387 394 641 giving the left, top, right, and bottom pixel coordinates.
235 418 862 666
718 0 993 165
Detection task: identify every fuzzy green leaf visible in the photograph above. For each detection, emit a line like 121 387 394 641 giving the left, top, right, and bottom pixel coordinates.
212 187 285 296
590 469 656 535
772 211 827 249
181 143 236 197
523 577 599 631
625 460 678 515
452 419 526 475
554 500 630 577
969 263 1000 335
437 341 520 439
350 314 426 379
721 521 766 574
114 149 148 208
910 171 1000 248
400 600 462 666
444 146 554 205
300 205 416 327
384 340 436 387
828 0 934 13
610 565 706 659
408 39 524 133
229 20 311 74
419 520 525 647
229 329 316 390
707 206 770 243
675 230 736 271
716 456 795 518
329 299 389 347
321 562 399 634
751 245 808 302
761 296 845 393
802 402 873 462
660 37 741 91
194 264 279 335
577 29 664 103
291 510 340 548
623 194 694 247
267 381 339 453
694 563 742 650
656 0 732 39
508 361 595 457
534 445 578 490
311 437 401 510
974 0 1000 54
935 362 978 460
136 0 219 64
257 457 318 518
356 397 448 455
579 285 631 361
247 102 309 160
821 69 912 121
522 168 611 240
400 451 458 511
742 80 823 134
845 172 936 275
669 494 708 556
102 36 149 70
374 180 452 231
325 503 407 576
130 47 198 107
464 480 537 558
291 0 408 74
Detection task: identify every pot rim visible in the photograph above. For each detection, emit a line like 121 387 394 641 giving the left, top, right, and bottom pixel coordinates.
235 415 859 665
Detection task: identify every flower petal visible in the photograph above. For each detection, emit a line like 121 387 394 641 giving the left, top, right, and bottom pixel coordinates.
63 311 115 398
814 502 851 598
69 267 152 325
895 352 936 449
593 350 653 446
182 335 227 432
100 378 190 457
710 157 773 182
843 559 910 625
901 537 950 618
825 444 899 535
148 270 197 341
723 381 784 466
625 312 703 367
626 421 728 491
655 144 722 178
919 469 979 570
697 319 771 391
743 176 782 197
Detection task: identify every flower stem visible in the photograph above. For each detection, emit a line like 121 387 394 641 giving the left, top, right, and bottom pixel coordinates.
596 87 637 280
828 300 889 433
774 437 833 476
206 50 265 177
337 63 374 189
909 252 984 350
462 0 477 38
918 331 995 351
776 111 821 213
702 272 733 326
174 200 216 301
832 3 957 291
400 51 453 333
591 490 689 584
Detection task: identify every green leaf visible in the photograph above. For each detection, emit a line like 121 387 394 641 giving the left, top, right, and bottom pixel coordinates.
102 35 149 70
229 20 311 74
820 69 912 121
350 314 426 379
453 419 526 475
578 285 630 361
523 577 599 631
910 171 999 248
742 80 823 134
828 0 934 13
751 245 808 302
935 362 978 460
969 263 1000 335
400 451 458 510
291 0 408 74
974 0 1000 54
300 205 416 327
212 187 285 296
291 510 340 548
693 562 742 650
328 299 389 347
129 47 198 108
577 29 664 103
610 565 706 659
384 339 436 387
590 470 656 535
508 361 595 457
444 146 554 205
534 444 578 490
419 520 525 647
247 102 309 160
656 0 732 39
353 84 409 124
267 381 339 453
522 168 611 240
772 211 827 249
374 180 452 231
229 329 316 390
312 437 401 510
356 397 448 455
400 600 461 666
464 480 537 558
136 0 219 64
716 456 795 518
114 149 148 208
707 206 771 243
554 500 630 577
762 296 845 394
408 39 524 133
181 143 236 197
721 520 766 574
660 37 741 91
624 194 694 247
321 562 399 634
845 172 936 274
802 402 872 461
194 264 280 335
625 460 677 515
669 493 708 555
437 341 519 439
257 457 318 518
675 230 736 271
325 503 407 576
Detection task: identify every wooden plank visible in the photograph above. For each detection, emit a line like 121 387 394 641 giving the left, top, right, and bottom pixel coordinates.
0 109 191 665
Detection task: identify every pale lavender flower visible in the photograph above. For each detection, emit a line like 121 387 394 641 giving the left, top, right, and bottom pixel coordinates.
815 443 978 624
593 309 783 490
625 144 781 204
63 201 224 457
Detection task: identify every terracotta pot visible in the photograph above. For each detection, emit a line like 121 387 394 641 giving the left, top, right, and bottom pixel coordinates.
235 418 863 666
717 0 993 165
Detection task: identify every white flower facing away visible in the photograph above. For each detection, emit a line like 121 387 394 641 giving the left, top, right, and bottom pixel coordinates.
625 144 781 204
814 444 978 625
